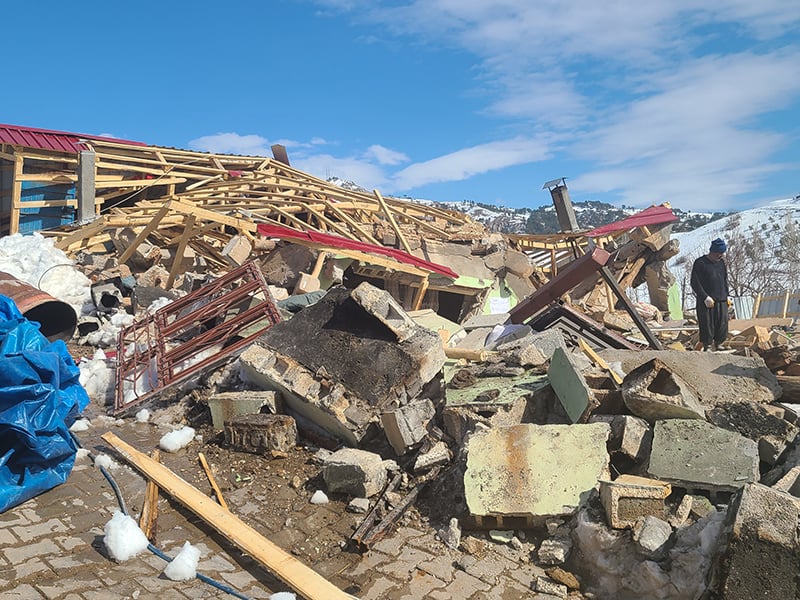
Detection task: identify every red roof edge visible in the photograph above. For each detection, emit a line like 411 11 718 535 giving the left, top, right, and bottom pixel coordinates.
585 204 678 238
0 123 147 150
257 224 459 279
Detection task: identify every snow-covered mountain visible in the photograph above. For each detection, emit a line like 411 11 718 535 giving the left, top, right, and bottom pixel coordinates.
671 196 800 302
328 178 725 235
673 197 800 259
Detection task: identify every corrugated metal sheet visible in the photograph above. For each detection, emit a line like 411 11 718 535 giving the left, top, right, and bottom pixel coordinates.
0 123 145 153
585 204 678 238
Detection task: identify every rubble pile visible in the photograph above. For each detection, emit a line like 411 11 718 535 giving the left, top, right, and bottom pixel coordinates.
4 140 800 597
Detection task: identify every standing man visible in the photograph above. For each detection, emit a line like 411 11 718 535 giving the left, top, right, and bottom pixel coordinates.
690 238 730 351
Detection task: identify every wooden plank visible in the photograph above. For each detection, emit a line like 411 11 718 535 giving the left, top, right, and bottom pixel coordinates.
101 432 358 600
166 214 196 289
374 190 411 253
10 155 23 234
578 338 623 385
412 275 429 311
118 203 170 265
198 452 228 510
139 449 160 542
170 200 258 233
54 217 107 251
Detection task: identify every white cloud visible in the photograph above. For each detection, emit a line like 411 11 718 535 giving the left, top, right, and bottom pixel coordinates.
302 1 800 208
364 145 408 165
292 153 389 190
389 137 551 190
188 132 271 156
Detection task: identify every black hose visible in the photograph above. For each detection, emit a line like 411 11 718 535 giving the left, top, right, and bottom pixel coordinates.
70 431 253 600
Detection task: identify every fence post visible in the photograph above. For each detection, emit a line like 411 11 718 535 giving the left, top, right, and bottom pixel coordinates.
782 290 791 318
753 293 761 318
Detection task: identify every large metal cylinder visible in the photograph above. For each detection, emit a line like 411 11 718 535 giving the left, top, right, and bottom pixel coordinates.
0 271 78 342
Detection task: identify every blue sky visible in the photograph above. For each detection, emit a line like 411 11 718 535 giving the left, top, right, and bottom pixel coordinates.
4 1 800 212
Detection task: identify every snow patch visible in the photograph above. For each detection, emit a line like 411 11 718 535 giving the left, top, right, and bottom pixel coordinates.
159 426 196 452
103 511 150 561
163 541 201 581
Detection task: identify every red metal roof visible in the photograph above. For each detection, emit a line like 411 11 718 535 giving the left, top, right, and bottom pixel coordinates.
585 204 678 238
257 224 459 279
0 123 146 153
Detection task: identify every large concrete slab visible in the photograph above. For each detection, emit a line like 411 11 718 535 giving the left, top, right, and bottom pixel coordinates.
600 350 781 408
548 347 594 423
647 420 759 494
464 423 610 519
243 283 447 446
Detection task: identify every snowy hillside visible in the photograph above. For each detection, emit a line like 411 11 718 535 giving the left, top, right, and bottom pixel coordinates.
671 196 800 303
673 197 800 260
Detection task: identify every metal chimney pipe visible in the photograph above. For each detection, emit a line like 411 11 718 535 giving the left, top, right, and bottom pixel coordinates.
0 271 78 342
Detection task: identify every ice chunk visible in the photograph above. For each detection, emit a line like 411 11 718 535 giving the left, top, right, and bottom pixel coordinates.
103 511 149 561
159 426 196 452
163 541 201 581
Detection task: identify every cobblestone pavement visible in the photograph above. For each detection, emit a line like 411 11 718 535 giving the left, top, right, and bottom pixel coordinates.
0 418 560 600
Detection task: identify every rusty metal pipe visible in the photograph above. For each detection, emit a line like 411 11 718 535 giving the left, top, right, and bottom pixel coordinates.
0 271 78 342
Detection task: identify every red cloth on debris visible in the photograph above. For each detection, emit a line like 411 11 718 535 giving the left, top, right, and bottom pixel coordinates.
585 204 678 237
257 224 459 279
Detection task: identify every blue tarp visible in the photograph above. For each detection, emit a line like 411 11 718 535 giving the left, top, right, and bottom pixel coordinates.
0 294 89 513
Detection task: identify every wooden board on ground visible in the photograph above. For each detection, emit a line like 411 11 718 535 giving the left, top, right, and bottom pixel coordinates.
101 432 359 600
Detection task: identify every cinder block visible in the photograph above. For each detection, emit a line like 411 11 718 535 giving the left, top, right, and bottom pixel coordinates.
589 415 652 462
599 474 671 529
323 448 388 498
224 413 297 455
381 400 436 455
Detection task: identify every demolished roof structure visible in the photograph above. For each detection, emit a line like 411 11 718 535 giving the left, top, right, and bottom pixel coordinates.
7 122 800 598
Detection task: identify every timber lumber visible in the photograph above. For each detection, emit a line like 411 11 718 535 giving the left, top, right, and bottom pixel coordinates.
578 338 623 385
139 449 160 543
444 347 495 362
102 432 359 600
198 452 228 510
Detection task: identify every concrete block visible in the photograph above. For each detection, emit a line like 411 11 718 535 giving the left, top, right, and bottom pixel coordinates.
464 423 610 520
632 515 672 559
462 313 510 331
483 250 505 271
268 285 290 302
221 235 252 267
245 284 446 445
413 441 451 473
548 347 595 423
621 358 705 422
669 494 693 528
207 391 279 432
537 537 572 565
589 415 652 462
527 329 567 360
137 264 170 289
647 420 759 494
322 448 388 498
381 400 436 455
707 400 799 466
773 465 800 496
535 576 567 597
711 483 800 599
599 474 671 529
224 413 297 455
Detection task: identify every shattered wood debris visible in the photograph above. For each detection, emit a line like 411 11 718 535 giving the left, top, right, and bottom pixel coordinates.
9 126 800 598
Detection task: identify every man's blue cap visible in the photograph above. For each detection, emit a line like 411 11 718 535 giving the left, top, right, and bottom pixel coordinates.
710 238 727 253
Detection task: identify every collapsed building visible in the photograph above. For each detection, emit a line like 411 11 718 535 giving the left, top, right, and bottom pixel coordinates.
2 123 800 599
